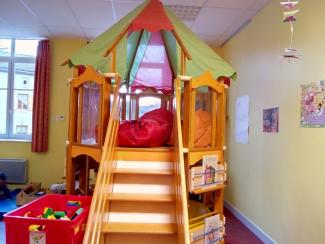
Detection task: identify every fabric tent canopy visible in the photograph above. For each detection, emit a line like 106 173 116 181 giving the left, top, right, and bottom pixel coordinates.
131 31 173 93
68 0 236 91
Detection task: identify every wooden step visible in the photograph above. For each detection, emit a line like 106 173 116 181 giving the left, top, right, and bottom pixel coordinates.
116 148 173 162
112 168 173 175
102 222 177 234
112 174 174 195
108 193 176 202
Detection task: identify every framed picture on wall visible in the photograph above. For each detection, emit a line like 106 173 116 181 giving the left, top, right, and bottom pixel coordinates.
301 80 325 128
263 107 279 133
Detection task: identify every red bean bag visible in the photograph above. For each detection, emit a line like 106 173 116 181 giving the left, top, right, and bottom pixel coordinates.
118 108 173 147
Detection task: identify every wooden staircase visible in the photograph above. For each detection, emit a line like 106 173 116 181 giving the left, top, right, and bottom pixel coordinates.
102 148 178 243
83 75 189 244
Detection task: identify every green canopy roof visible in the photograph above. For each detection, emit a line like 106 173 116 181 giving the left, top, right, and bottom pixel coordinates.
68 0 236 81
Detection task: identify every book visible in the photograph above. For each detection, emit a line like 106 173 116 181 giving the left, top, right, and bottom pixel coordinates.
189 155 226 191
202 155 218 185
189 166 204 191
204 214 223 244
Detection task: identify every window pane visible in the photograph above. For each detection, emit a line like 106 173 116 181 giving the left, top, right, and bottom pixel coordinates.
0 90 7 134
14 63 35 89
139 96 161 117
82 81 99 145
0 62 8 88
0 39 11 57
15 40 38 58
12 90 33 136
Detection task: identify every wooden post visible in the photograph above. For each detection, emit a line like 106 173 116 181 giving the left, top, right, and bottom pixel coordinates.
66 67 79 195
85 156 90 196
121 94 126 120
98 86 103 145
135 97 139 119
77 86 84 144
182 81 191 147
216 85 226 150
102 77 110 144
111 47 116 73
211 90 217 148
188 87 196 149
181 51 186 76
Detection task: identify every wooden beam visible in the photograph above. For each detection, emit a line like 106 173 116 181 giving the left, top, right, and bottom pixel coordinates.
171 29 192 60
110 47 117 72
61 59 70 66
103 25 130 57
181 50 186 75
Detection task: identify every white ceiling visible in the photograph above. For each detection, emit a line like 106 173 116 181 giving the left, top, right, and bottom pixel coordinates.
0 0 270 47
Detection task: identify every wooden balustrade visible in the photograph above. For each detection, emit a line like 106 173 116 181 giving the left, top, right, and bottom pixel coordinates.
173 78 190 244
83 75 121 244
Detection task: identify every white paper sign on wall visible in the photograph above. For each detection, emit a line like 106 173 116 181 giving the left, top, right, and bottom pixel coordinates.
235 96 249 144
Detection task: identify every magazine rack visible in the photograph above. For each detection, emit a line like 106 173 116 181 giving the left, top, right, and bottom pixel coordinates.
189 210 225 244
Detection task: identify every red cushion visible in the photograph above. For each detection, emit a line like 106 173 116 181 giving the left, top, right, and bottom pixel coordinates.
118 108 173 147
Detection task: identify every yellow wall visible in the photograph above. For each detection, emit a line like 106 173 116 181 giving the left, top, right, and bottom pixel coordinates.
222 0 325 243
0 38 86 188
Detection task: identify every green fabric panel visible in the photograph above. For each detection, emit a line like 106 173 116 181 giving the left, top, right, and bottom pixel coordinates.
126 31 141 79
129 30 151 85
69 2 147 73
161 30 177 77
165 8 236 80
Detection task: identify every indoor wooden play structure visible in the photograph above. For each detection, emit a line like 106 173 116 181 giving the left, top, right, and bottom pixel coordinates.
63 0 235 243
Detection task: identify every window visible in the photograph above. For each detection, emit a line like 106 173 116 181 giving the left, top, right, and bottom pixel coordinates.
0 39 38 140
138 96 161 117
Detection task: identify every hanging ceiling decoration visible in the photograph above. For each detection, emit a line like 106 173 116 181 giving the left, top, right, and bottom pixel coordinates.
280 1 301 60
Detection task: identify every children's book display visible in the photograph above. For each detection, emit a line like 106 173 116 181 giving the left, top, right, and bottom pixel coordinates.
190 214 225 244
189 155 226 192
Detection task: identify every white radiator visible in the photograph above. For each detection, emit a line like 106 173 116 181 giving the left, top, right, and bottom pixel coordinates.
0 158 28 184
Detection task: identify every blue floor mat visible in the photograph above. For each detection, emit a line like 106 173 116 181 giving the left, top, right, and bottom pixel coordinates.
0 190 20 220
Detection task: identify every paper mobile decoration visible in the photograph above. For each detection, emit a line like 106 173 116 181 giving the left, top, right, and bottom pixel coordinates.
280 1 299 9
281 54 300 59
281 47 302 59
285 48 297 52
283 10 300 22
281 1 301 61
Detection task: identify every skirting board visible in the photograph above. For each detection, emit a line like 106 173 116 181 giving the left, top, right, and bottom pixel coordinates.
224 201 277 244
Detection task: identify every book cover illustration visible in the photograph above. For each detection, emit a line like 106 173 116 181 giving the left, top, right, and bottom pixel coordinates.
190 155 225 191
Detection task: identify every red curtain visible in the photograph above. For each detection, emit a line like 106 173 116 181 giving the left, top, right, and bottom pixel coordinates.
32 40 50 152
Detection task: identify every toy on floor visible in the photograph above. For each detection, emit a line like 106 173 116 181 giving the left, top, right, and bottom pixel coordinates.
24 205 85 227
0 172 12 199
16 182 43 206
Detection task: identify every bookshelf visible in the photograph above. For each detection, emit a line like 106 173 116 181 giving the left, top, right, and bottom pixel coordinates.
180 72 227 243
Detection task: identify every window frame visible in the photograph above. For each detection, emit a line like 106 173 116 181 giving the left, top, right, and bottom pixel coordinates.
0 39 37 140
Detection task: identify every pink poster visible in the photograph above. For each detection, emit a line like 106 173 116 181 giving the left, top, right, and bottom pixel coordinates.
301 80 325 127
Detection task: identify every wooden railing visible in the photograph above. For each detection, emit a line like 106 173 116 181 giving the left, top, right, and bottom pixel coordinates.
173 77 190 244
83 74 121 244
120 88 173 120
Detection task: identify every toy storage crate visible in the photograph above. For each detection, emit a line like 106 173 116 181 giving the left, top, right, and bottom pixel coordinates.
4 194 92 244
